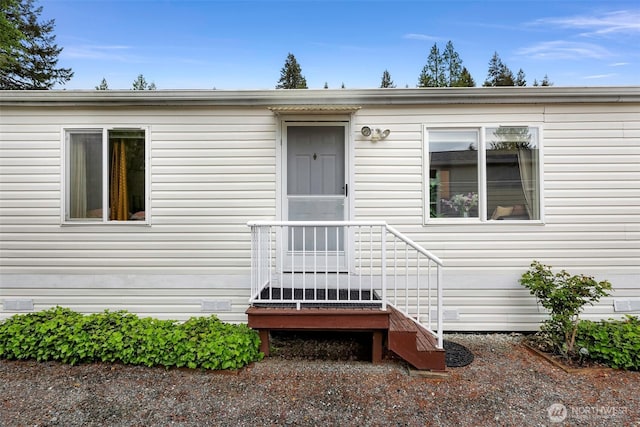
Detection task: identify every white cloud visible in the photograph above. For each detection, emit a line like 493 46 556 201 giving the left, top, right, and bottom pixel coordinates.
534 10 640 37
63 45 138 62
403 33 441 42
517 41 612 60
609 62 629 67
584 73 618 80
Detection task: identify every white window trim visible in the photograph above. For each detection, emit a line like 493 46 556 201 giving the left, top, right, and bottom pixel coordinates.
423 123 545 225
60 126 151 226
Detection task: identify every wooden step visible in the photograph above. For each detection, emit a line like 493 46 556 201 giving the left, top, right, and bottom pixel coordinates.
246 305 445 372
387 307 445 372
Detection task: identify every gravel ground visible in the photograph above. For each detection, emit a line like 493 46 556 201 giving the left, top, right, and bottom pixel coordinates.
1 333 638 427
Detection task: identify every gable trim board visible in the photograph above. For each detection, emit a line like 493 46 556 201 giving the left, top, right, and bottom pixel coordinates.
1 87 639 330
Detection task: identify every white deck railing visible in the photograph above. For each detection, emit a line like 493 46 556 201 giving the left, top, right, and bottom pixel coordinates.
248 221 444 348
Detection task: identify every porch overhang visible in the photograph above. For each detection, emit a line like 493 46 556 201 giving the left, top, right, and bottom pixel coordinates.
268 105 361 114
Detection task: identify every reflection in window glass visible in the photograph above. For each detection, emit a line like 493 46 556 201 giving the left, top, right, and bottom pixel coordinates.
486 127 539 220
108 130 146 221
68 131 102 220
426 126 541 221
429 130 479 218
66 129 146 222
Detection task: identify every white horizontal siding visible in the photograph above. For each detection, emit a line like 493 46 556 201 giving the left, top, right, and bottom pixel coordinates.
0 106 276 322
1 275 251 322
2 100 639 329
1 106 276 277
352 102 639 330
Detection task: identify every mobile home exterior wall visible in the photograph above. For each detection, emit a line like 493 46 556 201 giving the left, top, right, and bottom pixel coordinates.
1 88 639 330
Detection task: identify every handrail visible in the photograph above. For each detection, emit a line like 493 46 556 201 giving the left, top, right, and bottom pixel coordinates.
247 220 387 227
248 220 443 266
385 224 444 266
247 220 444 348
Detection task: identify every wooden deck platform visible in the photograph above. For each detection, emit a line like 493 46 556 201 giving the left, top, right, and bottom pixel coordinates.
246 305 445 372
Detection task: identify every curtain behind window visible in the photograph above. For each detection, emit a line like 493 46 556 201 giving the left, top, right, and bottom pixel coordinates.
69 139 87 218
110 140 129 220
69 132 102 220
517 147 538 219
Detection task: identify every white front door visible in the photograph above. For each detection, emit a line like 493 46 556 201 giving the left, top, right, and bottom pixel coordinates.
284 123 349 271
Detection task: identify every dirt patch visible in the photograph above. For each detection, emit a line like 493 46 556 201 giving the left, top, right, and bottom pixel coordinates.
269 331 373 361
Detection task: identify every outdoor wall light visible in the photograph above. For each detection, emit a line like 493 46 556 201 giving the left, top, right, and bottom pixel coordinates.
361 126 390 142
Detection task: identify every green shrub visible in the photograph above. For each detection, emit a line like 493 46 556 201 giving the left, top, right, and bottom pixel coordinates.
519 261 611 359
577 316 640 370
0 307 263 370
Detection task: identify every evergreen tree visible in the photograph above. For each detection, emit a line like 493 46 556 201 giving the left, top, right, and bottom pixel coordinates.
323 81 328 89
276 53 307 89
1 0 23 68
515 68 526 86
533 75 553 87
442 41 462 87
419 41 470 88
454 66 476 87
483 52 514 87
95 77 108 90
1 0 73 89
380 69 395 88
132 74 156 90
418 43 446 87
132 74 147 90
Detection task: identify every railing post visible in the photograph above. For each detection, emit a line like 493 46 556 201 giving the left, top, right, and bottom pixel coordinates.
250 225 255 301
437 264 443 349
256 225 262 298
381 225 387 311
268 225 273 300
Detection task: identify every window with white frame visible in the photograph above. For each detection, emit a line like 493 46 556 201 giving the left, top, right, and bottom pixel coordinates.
426 126 541 221
64 128 147 223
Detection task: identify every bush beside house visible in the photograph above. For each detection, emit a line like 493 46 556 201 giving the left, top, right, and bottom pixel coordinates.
520 261 639 371
577 316 640 370
0 307 263 370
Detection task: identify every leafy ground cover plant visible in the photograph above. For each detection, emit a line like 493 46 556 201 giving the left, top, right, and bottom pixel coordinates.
577 315 640 370
519 261 611 360
0 307 263 370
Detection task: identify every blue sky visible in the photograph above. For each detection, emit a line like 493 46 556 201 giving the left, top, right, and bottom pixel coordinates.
41 0 639 90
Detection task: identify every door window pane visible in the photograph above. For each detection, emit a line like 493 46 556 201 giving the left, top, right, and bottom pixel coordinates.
287 126 345 196
288 198 345 251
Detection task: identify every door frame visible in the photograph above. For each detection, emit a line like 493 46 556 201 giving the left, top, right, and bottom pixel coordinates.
275 116 355 271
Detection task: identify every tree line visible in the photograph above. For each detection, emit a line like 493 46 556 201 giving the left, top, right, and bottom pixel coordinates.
1 0 551 90
277 44 551 90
